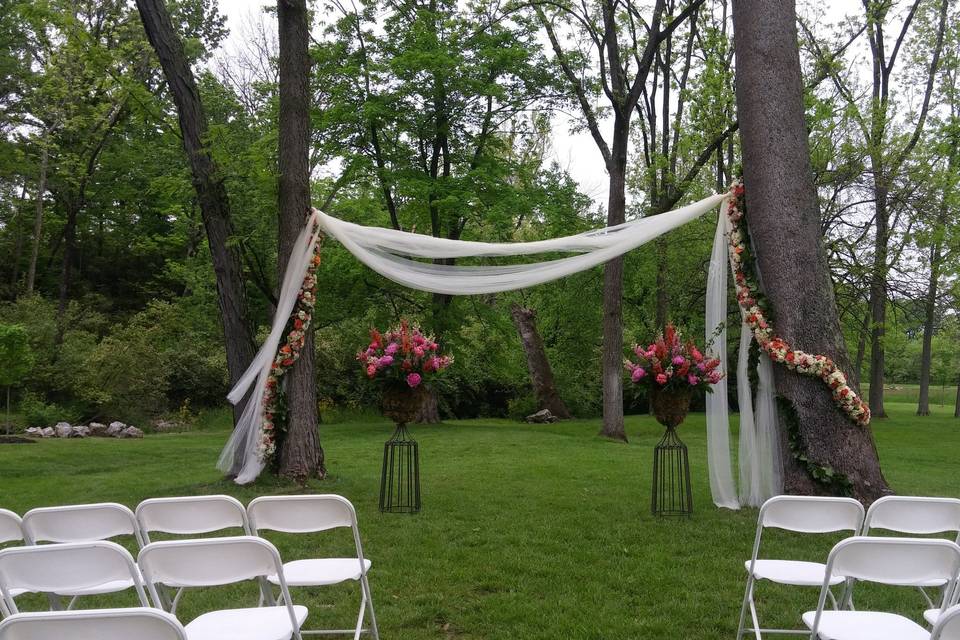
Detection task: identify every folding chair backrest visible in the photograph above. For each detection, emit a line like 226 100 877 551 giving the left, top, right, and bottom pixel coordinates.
0 541 148 614
0 512 22 546
758 495 864 533
21 504 141 546
864 496 960 541
0 608 187 640
136 496 249 543
828 537 960 587
138 536 285 590
932 604 960 640
248 495 357 534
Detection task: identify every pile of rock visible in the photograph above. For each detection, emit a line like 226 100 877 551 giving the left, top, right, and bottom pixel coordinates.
525 409 560 423
25 421 144 439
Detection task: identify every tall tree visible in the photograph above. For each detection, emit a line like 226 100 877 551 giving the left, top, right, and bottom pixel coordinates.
534 0 705 441
511 303 572 418
276 0 324 480
732 0 889 500
807 0 949 418
134 0 256 435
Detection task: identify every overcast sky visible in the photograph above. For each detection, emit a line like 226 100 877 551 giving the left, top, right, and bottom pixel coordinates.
213 0 865 205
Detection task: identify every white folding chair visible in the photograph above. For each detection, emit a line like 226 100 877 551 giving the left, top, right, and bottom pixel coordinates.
20 503 144 608
138 536 307 640
136 496 255 611
0 541 150 615
804 537 960 640
737 495 865 640
247 495 379 640
932 604 960 640
0 607 187 640
0 510 24 619
863 496 960 609
926 577 960 627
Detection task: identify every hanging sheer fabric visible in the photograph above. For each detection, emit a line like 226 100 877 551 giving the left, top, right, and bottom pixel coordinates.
218 210 323 484
219 191 782 503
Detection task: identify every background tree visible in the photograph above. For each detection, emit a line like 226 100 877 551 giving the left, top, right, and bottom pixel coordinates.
0 323 33 434
533 0 705 441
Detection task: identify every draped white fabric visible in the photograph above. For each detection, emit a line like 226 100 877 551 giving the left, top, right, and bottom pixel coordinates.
218 210 323 484
220 192 785 505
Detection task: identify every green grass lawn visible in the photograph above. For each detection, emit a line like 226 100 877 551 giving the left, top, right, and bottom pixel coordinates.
0 402 957 639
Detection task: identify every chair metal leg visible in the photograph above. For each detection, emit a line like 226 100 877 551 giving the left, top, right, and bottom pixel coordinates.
737 574 754 640
353 590 366 640
748 581 763 640
361 574 380 640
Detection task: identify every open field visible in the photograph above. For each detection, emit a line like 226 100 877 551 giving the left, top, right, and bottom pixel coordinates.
0 403 957 639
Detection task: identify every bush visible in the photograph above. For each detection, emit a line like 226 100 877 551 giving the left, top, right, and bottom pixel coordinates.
18 392 66 428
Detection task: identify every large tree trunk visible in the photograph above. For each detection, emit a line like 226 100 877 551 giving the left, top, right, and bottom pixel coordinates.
955 379 959 418
25 138 49 296
134 0 256 433
732 0 889 501
853 310 870 382
276 0 324 481
511 304 572 419
599 119 629 442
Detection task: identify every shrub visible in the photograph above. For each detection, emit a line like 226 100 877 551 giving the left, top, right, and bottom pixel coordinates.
19 392 66 428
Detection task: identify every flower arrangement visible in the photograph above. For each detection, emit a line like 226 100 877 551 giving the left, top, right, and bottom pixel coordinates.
357 320 453 389
625 323 723 392
724 180 870 426
257 228 323 464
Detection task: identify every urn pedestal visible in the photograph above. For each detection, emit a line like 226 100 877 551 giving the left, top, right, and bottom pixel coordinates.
379 385 425 513
649 387 693 517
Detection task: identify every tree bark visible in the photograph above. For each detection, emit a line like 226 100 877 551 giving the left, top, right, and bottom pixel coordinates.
732 0 889 501
25 138 49 296
600 148 627 441
276 0 324 481
134 0 256 432
867 183 888 418
511 304 572 419
916 244 940 416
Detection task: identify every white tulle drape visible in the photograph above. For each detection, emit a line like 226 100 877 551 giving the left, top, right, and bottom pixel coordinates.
217 211 323 484
219 192 784 505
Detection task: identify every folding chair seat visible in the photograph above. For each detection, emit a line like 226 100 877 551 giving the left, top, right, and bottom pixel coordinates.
0 541 150 615
925 578 960 627
737 496 865 640
0 510 24 618
0 607 187 640
20 503 144 605
931 604 960 640
136 496 254 610
138 536 307 640
803 537 960 640
863 496 960 608
247 495 379 639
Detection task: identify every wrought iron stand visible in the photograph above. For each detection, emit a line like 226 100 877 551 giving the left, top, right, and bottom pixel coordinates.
379 422 421 513
651 425 693 517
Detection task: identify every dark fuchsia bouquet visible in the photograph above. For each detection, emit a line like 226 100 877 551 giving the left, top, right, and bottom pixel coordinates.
357 320 453 389
625 324 723 392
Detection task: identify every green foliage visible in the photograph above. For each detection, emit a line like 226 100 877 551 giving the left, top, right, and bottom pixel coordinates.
18 391 67 428
0 323 33 387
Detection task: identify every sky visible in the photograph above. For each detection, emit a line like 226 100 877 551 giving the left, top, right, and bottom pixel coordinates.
213 0 865 205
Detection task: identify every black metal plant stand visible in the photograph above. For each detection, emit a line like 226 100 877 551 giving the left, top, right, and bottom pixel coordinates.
379 422 421 513
651 425 693 517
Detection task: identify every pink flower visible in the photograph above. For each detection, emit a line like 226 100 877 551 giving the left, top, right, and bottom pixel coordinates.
385 343 399 355
631 367 646 383
707 371 722 384
691 347 703 363
366 364 377 377
378 355 394 367
655 373 668 385
697 362 706 372
672 356 685 366
406 372 422 388
414 346 425 357
687 375 699 386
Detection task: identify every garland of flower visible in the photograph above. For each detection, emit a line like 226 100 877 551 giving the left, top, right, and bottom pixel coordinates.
257 227 324 463
724 180 870 427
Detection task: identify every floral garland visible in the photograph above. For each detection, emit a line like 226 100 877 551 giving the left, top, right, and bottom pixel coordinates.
724 180 871 427
257 227 324 463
